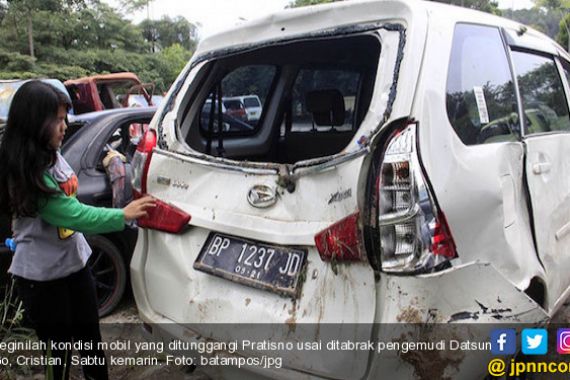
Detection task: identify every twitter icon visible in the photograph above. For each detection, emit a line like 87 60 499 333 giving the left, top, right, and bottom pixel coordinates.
522 329 548 355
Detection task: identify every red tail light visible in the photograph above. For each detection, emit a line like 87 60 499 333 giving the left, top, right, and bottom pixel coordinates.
138 129 157 152
432 211 456 259
315 212 363 261
130 129 191 233
137 198 191 234
375 123 457 273
131 130 156 194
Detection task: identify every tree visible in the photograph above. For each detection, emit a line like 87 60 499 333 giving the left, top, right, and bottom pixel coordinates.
119 0 154 13
531 0 570 51
0 0 197 90
2 0 86 58
430 0 501 15
559 13 570 49
287 0 341 8
501 8 560 38
140 16 197 53
158 43 192 85
532 0 570 8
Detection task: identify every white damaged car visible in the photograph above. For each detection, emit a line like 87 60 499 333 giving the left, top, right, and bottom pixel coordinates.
130 0 570 378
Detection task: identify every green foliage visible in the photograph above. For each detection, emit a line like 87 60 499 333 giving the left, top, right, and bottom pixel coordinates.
0 49 35 71
431 0 501 15
532 0 570 9
0 0 197 90
119 0 154 13
287 0 340 7
0 278 26 341
528 0 570 50
158 43 192 86
502 8 561 38
558 12 570 48
140 16 198 52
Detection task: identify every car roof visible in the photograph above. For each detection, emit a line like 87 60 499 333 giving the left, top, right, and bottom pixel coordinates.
0 78 73 120
64 72 142 86
62 107 157 170
195 0 566 59
68 106 156 126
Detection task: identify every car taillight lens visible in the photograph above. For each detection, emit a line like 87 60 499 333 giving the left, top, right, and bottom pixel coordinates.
131 130 156 194
378 124 457 273
130 129 191 233
137 198 191 233
315 212 363 261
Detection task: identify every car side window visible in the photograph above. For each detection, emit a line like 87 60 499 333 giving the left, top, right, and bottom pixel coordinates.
98 118 150 169
446 24 519 145
511 51 570 135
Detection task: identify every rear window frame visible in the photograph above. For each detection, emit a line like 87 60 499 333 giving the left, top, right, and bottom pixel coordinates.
168 29 387 164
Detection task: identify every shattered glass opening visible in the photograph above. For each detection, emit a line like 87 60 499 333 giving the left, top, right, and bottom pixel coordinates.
179 34 381 164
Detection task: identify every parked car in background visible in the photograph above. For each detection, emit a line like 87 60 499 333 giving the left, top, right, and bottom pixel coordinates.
0 79 75 136
131 0 570 378
221 98 248 121
200 98 254 134
64 72 155 115
128 94 164 108
224 95 263 122
1 107 156 316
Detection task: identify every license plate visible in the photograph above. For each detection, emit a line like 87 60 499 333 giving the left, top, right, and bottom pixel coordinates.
194 233 307 297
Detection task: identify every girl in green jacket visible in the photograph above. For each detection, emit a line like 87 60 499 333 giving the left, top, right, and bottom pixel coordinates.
0 80 154 380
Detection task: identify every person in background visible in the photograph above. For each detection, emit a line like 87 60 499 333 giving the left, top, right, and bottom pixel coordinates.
0 80 155 380
103 146 129 209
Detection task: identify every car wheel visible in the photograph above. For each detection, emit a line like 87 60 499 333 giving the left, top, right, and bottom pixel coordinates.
86 235 127 317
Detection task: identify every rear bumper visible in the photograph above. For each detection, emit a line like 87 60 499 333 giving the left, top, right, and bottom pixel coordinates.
131 230 548 380
376 262 548 324
369 262 549 379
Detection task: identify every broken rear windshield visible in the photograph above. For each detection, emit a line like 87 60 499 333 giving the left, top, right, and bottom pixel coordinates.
179 33 380 164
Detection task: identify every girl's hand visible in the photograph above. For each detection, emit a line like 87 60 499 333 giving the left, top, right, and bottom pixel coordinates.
123 196 156 221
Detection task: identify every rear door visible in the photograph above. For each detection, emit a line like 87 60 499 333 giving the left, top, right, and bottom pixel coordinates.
142 32 393 379
516 50 570 309
145 151 376 379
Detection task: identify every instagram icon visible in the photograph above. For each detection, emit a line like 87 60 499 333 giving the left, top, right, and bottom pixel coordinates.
557 329 570 354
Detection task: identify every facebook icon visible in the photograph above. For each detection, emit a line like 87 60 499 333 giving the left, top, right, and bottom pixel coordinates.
491 329 517 355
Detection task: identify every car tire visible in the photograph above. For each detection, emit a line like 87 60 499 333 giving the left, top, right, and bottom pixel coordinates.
86 235 127 317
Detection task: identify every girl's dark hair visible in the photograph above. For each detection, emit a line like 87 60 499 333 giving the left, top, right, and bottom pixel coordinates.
0 80 71 217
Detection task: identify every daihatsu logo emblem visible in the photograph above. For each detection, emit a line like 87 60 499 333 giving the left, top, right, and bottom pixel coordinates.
247 185 277 208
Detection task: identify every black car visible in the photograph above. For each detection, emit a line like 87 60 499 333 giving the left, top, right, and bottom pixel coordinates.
1 107 156 316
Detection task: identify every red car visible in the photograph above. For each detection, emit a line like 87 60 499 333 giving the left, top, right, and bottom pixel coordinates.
65 72 154 114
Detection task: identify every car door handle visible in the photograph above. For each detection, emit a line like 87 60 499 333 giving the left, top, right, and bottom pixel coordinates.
532 162 551 174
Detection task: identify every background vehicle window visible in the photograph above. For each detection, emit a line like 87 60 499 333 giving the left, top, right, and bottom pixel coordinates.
446 24 519 145
199 65 275 134
243 97 260 107
99 118 151 167
511 51 570 134
290 69 359 133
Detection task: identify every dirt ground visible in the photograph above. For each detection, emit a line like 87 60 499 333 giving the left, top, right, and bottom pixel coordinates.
100 298 570 380
9 296 570 379
92 299 210 380
6 297 210 380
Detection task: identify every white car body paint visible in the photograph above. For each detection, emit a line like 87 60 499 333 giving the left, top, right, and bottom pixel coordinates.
130 0 570 378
